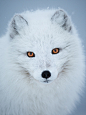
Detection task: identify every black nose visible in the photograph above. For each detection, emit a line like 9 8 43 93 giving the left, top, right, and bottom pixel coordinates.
41 70 51 79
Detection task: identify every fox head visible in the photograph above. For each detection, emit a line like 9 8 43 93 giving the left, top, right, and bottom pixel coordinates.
8 9 82 84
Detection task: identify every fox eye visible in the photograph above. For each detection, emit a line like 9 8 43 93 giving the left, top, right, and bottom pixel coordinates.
27 52 35 57
52 48 59 54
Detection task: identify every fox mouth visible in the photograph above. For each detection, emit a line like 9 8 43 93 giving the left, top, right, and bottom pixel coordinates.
43 80 51 83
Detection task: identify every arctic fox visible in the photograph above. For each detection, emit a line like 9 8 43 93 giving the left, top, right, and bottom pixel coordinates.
0 9 85 115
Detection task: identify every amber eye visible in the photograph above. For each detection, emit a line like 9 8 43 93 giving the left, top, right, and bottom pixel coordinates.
52 48 59 54
27 52 35 57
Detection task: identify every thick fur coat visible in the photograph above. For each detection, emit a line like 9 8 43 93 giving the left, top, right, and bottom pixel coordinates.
0 9 85 115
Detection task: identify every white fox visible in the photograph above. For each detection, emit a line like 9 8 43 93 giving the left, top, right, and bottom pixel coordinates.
0 9 85 115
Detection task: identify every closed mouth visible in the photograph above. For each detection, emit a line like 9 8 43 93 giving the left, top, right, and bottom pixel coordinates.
44 80 51 83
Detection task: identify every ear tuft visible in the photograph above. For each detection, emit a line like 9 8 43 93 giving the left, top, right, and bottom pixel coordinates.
51 9 72 33
10 15 28 38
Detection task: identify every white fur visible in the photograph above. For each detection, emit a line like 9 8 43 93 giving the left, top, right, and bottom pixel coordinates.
0 9 85 115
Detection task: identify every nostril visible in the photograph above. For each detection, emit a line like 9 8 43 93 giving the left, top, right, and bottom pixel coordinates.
41 70 51 79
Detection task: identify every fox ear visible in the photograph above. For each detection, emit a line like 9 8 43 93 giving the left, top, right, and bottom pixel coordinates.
51 9 72 33
10 15 28 38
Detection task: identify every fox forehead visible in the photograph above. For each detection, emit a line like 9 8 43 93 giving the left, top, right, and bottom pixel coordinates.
13 28 72 56
20 28 71 47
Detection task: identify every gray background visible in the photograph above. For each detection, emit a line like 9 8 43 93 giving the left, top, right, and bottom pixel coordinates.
0 0 86 115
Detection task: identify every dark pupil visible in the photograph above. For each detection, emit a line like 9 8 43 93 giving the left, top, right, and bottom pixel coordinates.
30 52 32 55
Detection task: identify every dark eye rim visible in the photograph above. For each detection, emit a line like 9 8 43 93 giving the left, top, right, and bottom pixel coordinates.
52 48 60 54
27 51 35 57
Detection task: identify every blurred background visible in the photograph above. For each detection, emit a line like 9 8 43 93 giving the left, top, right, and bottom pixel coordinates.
0 0 86 115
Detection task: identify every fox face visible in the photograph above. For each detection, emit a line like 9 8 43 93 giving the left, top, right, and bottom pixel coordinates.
9 10 78 83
